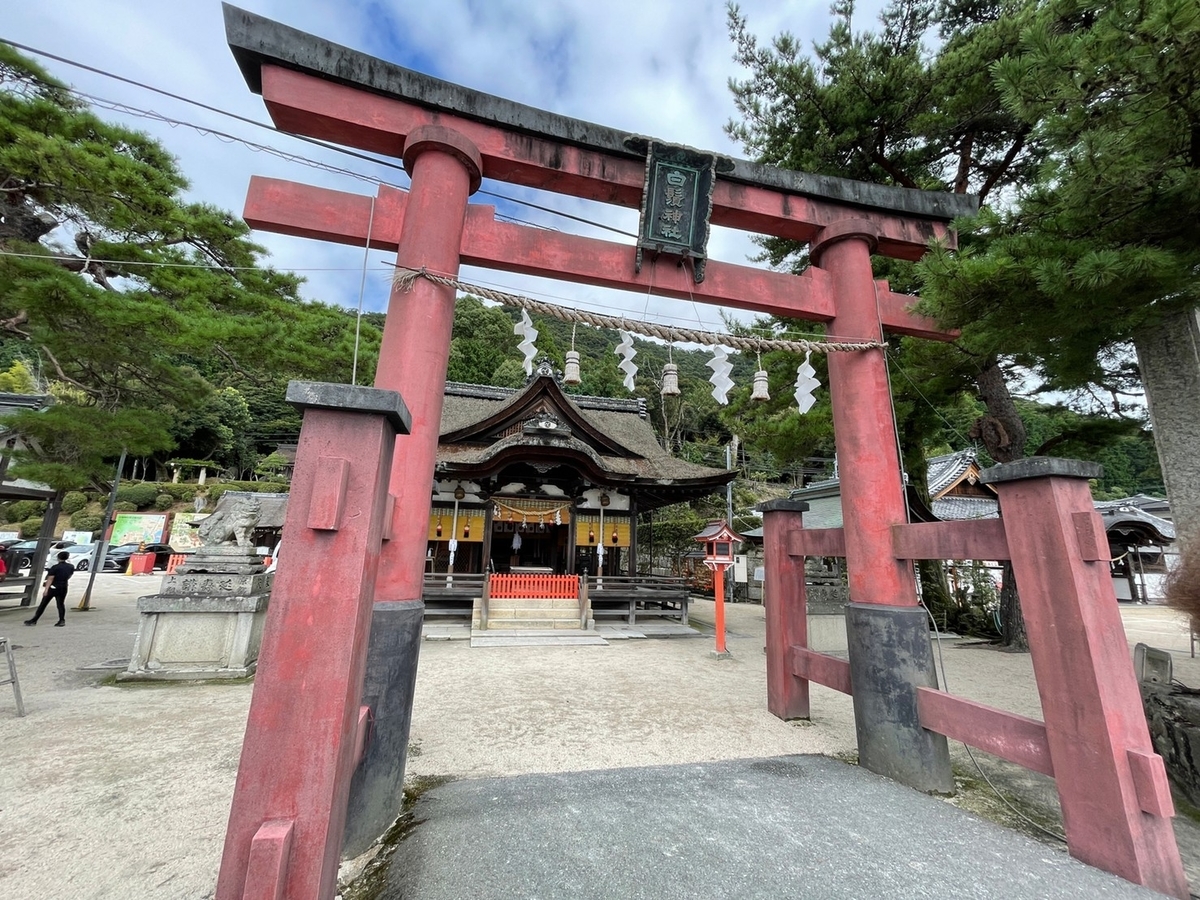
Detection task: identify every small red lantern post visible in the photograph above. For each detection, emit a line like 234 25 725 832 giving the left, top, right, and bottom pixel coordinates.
694 521 743 658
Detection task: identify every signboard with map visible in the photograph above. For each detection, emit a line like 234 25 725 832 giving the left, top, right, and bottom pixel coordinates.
168 512 208 551
109 513 167 546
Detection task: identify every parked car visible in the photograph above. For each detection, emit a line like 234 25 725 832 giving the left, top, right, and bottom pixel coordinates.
103 543 176 572
63 543 111 571
6 539 70 570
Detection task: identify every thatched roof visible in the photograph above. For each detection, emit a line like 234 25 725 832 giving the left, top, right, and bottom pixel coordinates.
437 377 732 510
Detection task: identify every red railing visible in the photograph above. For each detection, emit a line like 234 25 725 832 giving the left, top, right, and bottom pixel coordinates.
488 573 579 599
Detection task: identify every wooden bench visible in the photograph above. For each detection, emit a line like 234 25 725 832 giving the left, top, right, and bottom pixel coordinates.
422 574 486 617
586 576 690 626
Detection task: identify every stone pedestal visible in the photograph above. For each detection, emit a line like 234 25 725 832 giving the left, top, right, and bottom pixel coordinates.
121 547 272 681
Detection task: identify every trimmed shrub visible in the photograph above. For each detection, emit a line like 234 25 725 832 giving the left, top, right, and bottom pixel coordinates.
70 512 103 533
158 484 198 502
8 500 45 522
154 493 174 511
113 501 137 513
115 483 160 509
20 517 42 538
62 491 88 514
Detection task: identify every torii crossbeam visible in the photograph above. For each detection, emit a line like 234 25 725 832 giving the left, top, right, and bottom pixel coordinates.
214 6 1188 900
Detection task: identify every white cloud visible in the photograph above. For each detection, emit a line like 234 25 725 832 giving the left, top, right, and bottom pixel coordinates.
5 0 888 336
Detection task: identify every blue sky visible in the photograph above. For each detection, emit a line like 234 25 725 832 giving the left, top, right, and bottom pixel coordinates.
4 0 889 335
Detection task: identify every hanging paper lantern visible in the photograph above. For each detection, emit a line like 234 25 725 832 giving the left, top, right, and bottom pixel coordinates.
750 369 770 402
661 362 681 396
707 346 734 405
611 528 619 544
435 517 443 538
462 521 470 539
564 350 582 385
588 525 596 543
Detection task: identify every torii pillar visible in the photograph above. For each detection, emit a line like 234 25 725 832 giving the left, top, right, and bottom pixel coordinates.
812 223 952 792
342 126 483 856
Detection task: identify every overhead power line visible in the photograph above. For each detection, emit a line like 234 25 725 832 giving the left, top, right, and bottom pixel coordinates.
0 38 637 239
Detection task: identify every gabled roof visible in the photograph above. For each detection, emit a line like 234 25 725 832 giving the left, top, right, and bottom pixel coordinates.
926 449 994 499
436 377 732 509
786 461 1175 546
694 521 743 543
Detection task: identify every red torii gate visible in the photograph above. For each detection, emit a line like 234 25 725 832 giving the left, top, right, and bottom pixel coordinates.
215 6 1188 899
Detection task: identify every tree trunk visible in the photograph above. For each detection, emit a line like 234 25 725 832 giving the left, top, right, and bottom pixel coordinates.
972 356 1027 463
973 355 1029 649
1133 307 1200 549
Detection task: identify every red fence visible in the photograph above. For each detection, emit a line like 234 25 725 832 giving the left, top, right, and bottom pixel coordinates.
488 573 579 599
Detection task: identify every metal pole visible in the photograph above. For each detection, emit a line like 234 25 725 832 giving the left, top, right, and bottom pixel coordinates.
78 448 126 610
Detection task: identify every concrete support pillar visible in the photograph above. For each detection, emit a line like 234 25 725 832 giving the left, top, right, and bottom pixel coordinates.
1134 307 1200 548
761 499 810 720
345 126 483 856
812 221 951 793
216 382 410 900
981 457 1188 898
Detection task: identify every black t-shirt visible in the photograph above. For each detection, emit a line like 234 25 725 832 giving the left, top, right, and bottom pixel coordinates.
46 562 75 589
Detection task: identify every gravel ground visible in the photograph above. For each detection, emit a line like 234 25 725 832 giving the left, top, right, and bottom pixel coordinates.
0 575 1196 899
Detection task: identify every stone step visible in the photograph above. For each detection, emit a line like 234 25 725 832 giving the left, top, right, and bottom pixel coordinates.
475 617 588 631
482 606 581 620
484 597 581 610
470 630 608 648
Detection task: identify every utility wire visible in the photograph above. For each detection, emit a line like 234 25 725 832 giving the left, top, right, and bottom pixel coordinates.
1 38 637 239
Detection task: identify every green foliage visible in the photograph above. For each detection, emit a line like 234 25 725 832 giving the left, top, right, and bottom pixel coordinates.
918 0 1200 391
253 451 290 480
0 47 380 489
640 503 708 574
0 360 38 393
69 511 102 533
115 483 159 509
154 493 174 511
112 501 137 512
5 500 45 522
446 296 521 384
61 491 87 514
19 517 42 537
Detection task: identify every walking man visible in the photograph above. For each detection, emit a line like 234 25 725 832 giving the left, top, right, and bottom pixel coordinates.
25 551 75 627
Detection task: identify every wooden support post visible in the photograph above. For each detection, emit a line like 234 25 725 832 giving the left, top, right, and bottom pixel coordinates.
981 457 1188 899
216 382 410 900
762 499 810 719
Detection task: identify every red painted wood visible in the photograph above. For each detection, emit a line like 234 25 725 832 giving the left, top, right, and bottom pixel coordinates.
489 574 579 599
819 233 917 608
242 819 293 900
994 473 1188 898
306 457 349 531
915 687 1054 776
875 280 960 340
372 131 480 604
890 520 1010 561
257 65 954 259
764 508 810 719
791 647 853 696
215 406 395 900
1127 748 1175 818
785 528 847 559
243 178 957 343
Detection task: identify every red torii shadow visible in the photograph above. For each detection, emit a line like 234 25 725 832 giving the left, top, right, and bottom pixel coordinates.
215 6 1187 899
